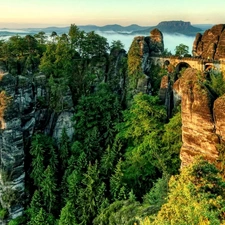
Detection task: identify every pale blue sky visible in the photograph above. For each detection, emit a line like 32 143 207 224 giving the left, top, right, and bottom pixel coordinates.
1 0 224 28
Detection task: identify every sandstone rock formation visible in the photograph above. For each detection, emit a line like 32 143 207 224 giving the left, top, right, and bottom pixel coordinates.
173 68 219 167
159 75 173 118
128 28 164 93
192 24 225 59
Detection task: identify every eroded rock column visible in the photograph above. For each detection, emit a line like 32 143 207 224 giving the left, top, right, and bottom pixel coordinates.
173 68 219 167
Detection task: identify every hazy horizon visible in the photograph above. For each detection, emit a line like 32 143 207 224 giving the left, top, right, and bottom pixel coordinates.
1 0 225 29
0 21 215 30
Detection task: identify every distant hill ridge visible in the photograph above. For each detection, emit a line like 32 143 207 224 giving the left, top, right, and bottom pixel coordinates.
0 20 213 37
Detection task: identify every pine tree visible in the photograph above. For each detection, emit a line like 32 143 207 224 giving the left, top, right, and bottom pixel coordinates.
76 162 106 225
110 159 127 201
40 165 57 213
27 190 43 220
28 208 50 225
58 201 77 225
59 127 71 171
30 135 45 186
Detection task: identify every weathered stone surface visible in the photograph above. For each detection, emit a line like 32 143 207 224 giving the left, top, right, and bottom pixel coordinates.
173 68 219 167
0 75 30 220
149 28 164 55
159 75 173 118
159 75 169 102
136 75 150 94
107 49 127 97
53 111 74 145
214 94 225 141
215 29 225 59
0 73 75 222
192 24 225 59
192 33 202 57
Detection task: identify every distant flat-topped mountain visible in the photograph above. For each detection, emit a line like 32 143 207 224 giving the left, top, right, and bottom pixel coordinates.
131 21 203 36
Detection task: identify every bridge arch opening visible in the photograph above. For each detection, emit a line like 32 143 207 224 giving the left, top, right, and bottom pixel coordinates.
204 63 214 71
164 60 170 66
175 62 191 73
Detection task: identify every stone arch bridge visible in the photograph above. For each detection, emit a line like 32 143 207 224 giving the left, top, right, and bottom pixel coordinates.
151 56 225 72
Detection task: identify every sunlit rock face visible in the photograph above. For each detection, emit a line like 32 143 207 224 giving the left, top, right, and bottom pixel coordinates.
192 24 225 59
148 28 164 55
159 75 169 103
173 68 219 167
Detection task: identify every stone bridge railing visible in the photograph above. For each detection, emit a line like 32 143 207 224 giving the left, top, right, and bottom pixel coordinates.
151 55 225 72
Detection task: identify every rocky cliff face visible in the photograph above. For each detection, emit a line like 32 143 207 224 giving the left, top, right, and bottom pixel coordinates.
172 68 225 167
192 24 225 59
0 73 75 222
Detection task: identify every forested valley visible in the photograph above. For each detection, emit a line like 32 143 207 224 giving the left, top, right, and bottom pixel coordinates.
1 24 225 225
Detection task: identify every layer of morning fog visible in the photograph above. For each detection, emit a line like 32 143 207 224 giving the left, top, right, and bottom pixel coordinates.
0 29 195 55
97 31 195 55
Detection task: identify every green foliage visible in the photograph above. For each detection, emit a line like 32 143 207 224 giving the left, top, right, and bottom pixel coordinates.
207 70 225 96
93 199 152 225
100 144 118 176
110 40 124 53
76 162 107 225
161 48 172 56
127 38 143 89
1 24 199 225
1 188 19 209
59 127 71 170
150 65 167 95
74 83 122 162
110 159 127 201
28 208 50 225
143 175 169 213
27 190 43 220
116 93 166 198
40 166 57 213
0 208 8 220
0 34 42 75
30 134 58 186
8 216 27 225
175 43 189 57
161 109 182 174
151 158 225 225
58 201 77 225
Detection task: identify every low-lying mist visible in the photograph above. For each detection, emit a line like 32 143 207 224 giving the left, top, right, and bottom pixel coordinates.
97 31 195 54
